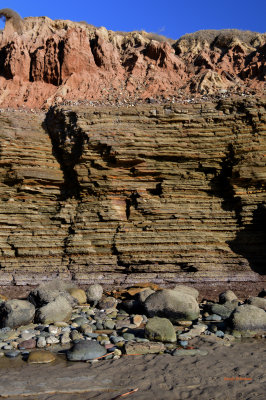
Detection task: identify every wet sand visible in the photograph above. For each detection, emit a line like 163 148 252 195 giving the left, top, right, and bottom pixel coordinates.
0 337 265 400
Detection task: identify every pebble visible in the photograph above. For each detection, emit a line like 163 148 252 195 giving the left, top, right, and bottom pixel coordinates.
179 340 188 347
5 350 20 358
0 351 4 357
48 326 60 335
215 330 225 338
205 314 222 321
46 336 60 344
54 322 69 328
18 339 36 349
37 337 47 348
21 331 35 341
28 350 56 364
123 333 135 341
61 332 71 344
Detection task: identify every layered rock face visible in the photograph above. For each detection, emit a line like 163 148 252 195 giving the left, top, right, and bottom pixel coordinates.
0 98 265 285
0 16 265 108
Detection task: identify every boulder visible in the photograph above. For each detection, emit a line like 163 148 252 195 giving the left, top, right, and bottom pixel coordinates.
86 284 103 304
144 289 200 322
230 304 266 331
98 296 117 312
136 288 155 304
246 297 266 311
35 295 72 324
28 279 76 307
0 300 35 328
67 340 106 361
145 317 176 343
173 285 199 300
219 290 237 304
68 288 87 304
210 301 237 319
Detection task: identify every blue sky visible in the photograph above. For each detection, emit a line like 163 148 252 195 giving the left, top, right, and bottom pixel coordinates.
1 0 265 39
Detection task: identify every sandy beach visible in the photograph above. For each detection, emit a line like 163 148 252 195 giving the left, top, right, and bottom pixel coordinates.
0 336 265 400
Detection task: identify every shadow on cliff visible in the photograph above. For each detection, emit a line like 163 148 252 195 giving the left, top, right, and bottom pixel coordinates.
227 204 266 275
207 144 265 275
43 108 82 200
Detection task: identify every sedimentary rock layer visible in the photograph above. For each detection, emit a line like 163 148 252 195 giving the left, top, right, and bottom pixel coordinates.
0 16 265 108
0 98 265 285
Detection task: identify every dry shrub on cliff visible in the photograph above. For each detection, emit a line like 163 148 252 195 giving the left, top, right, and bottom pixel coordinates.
0 8 23 34
177 29 261 47
115 29 173 44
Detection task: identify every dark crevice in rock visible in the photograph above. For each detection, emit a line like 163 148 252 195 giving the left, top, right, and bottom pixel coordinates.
44 108 83 200
228 204 266 275
0 44 13 79
210 144 243 227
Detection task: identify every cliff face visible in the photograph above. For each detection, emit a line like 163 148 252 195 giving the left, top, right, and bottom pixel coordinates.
0 98 265 286
0 17 265 108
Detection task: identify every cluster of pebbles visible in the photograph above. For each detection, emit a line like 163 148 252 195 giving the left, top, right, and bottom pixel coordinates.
0 282 265 364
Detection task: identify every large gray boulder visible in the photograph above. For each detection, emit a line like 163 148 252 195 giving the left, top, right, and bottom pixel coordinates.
0 300 35 328
173 285 199 300
35 295 72 324
230 304 266 332
144 289 200 322
210 301 237 319
145 317 176 343
219 290 237 304
247 297 266 311
28 279 76 307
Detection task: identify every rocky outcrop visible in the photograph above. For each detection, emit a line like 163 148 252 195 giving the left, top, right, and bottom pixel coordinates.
0 98 265 286
0 16 265 108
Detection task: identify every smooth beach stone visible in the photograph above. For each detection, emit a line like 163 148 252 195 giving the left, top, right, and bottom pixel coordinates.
60 332 71 344
46 336 60 344
247 297 266 311
28 280 76 307
67 340 106 361
173 285 199 300
173 349 208 356
145 317 176 343
20 331 35 341
230 304 266 331
133 315 143 327
210 303 236 319
179 340 188 347
136 288 155 304
5 350 20 358
86 284 103 304
36 295 72 324
72 317 89 326
103 320 116 330
28 350 56 364
36 337 46 348
144 289 200 322
215 330 225 338
68 288 87 305
48 325 60 335
219 290 237 304
0 300 35 328
18 339 36 349
98 297 117 311
205 314 222 321
123 333 135 341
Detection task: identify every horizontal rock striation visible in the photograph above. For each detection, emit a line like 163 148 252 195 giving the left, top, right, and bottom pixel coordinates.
0 98 265 285
0 16 265 108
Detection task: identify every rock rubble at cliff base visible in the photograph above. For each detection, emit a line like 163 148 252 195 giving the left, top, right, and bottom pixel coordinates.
0 283 265 363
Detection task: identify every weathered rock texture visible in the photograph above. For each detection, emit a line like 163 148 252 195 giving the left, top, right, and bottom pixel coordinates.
0 98 265 286
0 15 265 108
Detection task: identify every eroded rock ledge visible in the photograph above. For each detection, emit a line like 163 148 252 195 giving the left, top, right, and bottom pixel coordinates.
0 16 265 108
0 98 265 286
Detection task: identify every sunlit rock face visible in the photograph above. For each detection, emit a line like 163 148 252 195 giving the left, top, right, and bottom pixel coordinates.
0 16 265 108
0 98 265 286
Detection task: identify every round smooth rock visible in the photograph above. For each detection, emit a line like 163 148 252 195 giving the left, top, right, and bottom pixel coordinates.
36 337 46 348
18 339 36 349
179 340 188 347
5 350 20 358
216 330 225 338
205 314 222 321
219 290 237 304
28 350 56 364
67 340 106 361
86 285 103 303
145 317 176 343
68 288 87 305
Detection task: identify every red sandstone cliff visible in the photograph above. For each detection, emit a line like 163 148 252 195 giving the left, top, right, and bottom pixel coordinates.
0 15 265 109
